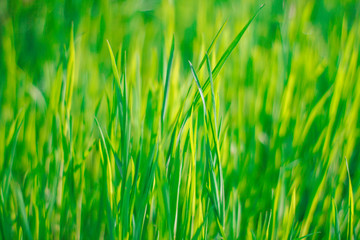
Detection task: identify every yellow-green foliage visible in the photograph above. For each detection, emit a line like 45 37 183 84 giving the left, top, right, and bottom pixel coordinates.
0 0 359 239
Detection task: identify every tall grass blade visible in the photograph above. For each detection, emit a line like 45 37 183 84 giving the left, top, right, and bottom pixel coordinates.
161 35 175 124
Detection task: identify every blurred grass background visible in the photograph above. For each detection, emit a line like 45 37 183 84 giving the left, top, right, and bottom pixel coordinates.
1 0 360 239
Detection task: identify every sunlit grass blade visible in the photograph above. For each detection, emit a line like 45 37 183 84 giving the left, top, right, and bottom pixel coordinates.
107 40 121 88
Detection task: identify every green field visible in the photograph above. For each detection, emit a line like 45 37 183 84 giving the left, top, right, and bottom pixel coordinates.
1 0 360 239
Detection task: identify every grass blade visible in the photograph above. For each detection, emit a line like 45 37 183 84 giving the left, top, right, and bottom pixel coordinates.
346 158 354 240
13 183 33 240
197 20 227 70
161 35 175 124
106 40 121 88
189 61 206 116
205 54 217 132
194 4 265 104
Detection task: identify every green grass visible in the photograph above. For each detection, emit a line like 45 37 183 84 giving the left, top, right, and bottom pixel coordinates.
1 0 360 239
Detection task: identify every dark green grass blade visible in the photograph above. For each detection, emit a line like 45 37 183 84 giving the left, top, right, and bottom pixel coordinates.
162 183 173 239
207 110 225 227
331 199 341 240
205 140 224 237
13 183 33 240
161 35 175 124
0 187 11 239
345 158 354 240
121 52 131 173
94 117 114 239
191 211 211 240
134 143 158 239
296 231 321 239
3 117 23 202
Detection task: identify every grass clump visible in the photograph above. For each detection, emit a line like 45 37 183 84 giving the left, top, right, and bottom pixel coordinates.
1 0 360 239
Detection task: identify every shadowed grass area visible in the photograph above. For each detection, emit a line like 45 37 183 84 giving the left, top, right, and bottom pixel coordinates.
1 0 360 239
